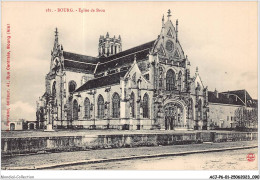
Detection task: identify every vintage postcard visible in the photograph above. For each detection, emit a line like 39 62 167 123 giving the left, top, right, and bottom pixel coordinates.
1 1 258 179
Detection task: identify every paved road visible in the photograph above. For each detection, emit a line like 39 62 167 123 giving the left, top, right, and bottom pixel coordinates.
54 148 258 170
1 140 257 169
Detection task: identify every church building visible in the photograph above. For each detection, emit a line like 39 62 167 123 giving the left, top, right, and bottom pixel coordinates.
36 10 210 130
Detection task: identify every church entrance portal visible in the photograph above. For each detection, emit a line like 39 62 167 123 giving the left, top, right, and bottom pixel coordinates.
164 102 183 130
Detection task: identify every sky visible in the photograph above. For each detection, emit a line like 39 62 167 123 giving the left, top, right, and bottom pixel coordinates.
1 1 258 121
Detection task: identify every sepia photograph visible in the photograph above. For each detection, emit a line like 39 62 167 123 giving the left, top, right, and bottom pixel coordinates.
1 1 258 179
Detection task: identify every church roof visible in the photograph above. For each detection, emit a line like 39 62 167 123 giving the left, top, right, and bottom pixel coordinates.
63 60 97 73
63 51 98 64
63 51 98 73
95 40 156 74
62 41 155 74
208 91 245 106
75 70 128 92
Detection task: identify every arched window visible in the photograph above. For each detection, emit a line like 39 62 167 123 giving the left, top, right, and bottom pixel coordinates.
73 99 78 120
84 98 90 119
198 99 202 120
189 98 194 120
166 69 175 91
111 45 114 54
107 47 110 56
112 93 120 118
115 46 117 54
158 66 164 88
103 46 104 54
196 82 201 91
130 92 135 118
178 71 182 91
143 93 149 118
52 81 56 98
97 95 104 118
68 81 77 93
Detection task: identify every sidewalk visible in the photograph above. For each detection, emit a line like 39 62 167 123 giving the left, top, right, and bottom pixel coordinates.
2 140 257 169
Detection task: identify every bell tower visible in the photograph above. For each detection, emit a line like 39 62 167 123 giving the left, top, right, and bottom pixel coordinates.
98 32 122 57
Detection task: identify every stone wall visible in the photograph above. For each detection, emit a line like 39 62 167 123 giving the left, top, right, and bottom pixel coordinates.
1 132 257 156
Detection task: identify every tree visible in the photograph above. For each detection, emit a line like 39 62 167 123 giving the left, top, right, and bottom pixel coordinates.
234 107 258 130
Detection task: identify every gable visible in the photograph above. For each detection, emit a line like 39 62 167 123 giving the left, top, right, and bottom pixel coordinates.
124 61 153 89
153 20 185 60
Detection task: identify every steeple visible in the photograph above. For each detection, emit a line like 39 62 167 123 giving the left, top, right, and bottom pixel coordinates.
55 27 58 41
167 9 172 20
54 27 59 49
52 27 61 57
106 32 109 38
162 14 165 27
176 19 178 42
196 67 199 75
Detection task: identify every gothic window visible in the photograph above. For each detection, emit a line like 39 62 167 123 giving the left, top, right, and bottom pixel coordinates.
107 47 110 56
130 92 135 118
68 81 77 93
197 82 201 91
198 99 202 120
143 93 149 118
178 71 182 91
132 73 136 84
189 98 194 120
111 45 114 54
112 93 120 118
73 99 78 120
102 46 105 54
52 81 56 98
115 46 117 54
177 107 182 123
159 66 164 77
158 66 163 88
166 69 176 91
84 98 90 119
97 95 105 119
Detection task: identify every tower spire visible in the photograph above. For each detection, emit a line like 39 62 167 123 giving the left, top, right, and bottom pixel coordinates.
162 14 165 26
167 9 172 20
53 27 59 52
176 19 178 42
55 27 58 42
196 66 199 74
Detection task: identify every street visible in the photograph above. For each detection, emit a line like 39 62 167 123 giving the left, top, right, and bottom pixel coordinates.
2 140 257 170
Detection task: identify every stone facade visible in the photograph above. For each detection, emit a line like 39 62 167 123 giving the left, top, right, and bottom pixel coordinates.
36 10 256 131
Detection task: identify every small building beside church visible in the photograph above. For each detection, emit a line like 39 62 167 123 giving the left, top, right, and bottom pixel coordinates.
208 89 257 129
1 119 26 131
